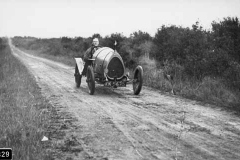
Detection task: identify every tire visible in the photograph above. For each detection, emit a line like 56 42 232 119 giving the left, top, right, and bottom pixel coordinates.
75 64 82 88
86 66 95 95
133 65 143 95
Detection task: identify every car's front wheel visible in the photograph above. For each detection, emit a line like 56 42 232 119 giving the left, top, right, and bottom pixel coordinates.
133 65 143 95
75 64 82 88
86 66 95 95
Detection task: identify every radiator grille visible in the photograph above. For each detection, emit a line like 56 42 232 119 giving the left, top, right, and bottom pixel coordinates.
107 57 124 79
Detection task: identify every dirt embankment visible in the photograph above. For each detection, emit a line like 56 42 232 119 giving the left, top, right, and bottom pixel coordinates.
9 39 240 160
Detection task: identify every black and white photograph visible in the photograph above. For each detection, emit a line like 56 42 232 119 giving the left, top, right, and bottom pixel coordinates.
0 0 240 159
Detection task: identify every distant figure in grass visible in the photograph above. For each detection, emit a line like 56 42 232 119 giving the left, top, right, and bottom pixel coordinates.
164 73 176 95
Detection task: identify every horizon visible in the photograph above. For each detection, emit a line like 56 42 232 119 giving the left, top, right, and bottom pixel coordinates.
1 0 240 38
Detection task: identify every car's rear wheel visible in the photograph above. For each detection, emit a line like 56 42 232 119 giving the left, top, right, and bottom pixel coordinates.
133 65 143 95
86 66 95 95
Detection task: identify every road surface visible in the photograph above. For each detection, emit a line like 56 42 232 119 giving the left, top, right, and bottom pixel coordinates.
9 39 240 160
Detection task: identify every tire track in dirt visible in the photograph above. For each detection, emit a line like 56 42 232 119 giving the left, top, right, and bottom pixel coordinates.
9 39 240 160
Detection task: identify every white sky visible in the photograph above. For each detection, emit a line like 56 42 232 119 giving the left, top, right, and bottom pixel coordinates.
0 0 240 38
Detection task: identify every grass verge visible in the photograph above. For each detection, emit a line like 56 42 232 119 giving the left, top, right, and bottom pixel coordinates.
139 56 240 113
0 38 53 160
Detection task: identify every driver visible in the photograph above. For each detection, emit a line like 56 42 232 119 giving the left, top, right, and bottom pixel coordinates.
83 38 101 61
82 38 101 76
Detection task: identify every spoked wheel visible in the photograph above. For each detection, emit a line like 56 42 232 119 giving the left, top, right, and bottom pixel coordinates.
86 66 95 95
75 64 82 88
133 65 143 95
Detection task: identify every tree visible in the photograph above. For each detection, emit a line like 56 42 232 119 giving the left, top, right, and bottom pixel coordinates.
211 17 240 62
211 17 240 87
102 33 126 51
153 23 212 80
138 41 154 59
128 30 153 58
130 30 152 45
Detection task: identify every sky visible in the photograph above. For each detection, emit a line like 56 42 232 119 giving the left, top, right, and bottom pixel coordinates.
0 0 240 38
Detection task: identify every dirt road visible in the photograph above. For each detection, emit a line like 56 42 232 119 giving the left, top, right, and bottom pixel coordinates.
9 39 240 160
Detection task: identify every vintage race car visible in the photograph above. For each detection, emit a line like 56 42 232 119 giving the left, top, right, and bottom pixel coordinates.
74 47 143 95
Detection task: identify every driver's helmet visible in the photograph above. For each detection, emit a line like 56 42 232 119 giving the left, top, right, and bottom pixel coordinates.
92 38 99 47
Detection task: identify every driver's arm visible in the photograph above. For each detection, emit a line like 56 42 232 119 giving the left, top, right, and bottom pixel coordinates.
83 47 92 62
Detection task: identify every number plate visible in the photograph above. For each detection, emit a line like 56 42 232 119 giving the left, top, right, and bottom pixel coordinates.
0 148 12 160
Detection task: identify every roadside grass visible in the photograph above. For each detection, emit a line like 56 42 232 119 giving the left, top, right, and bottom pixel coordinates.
138 56 240 112
0 39 53 160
